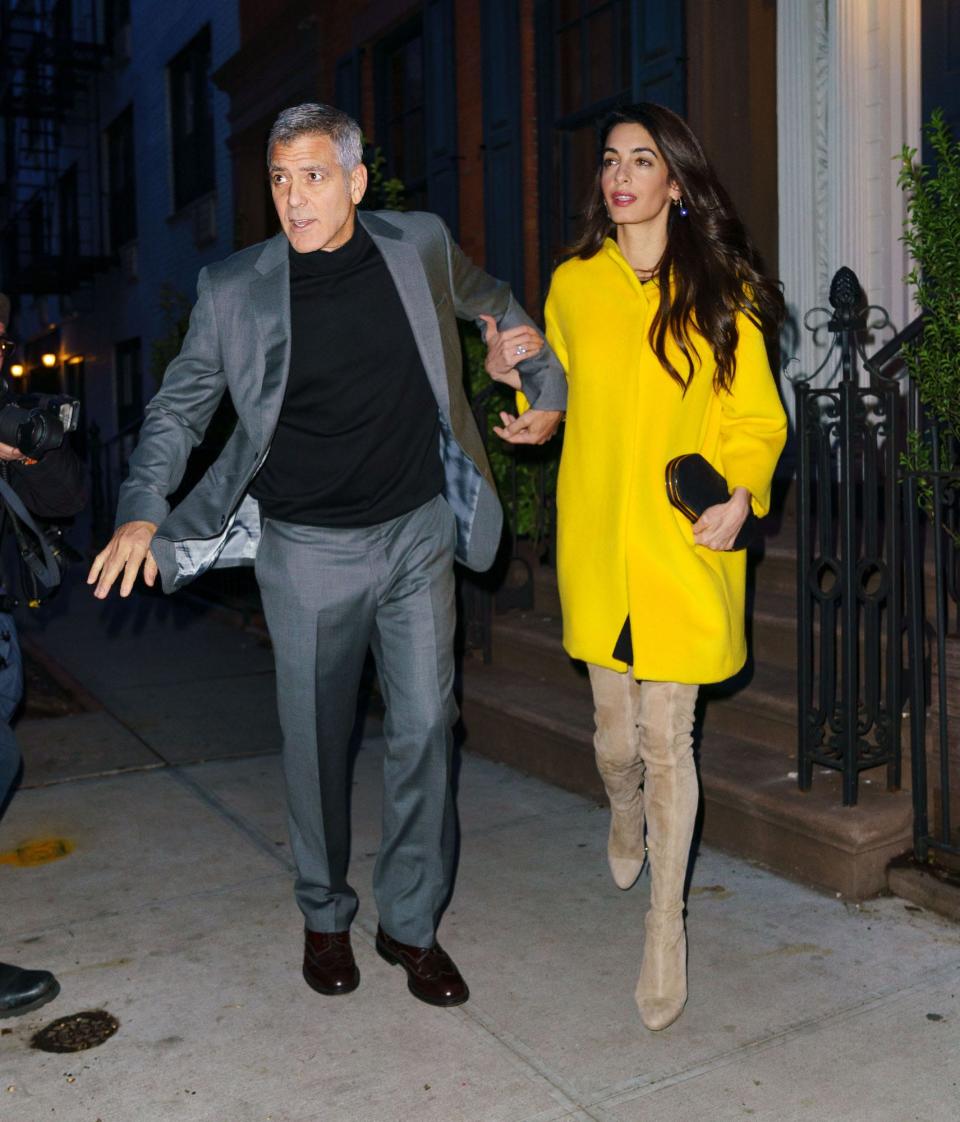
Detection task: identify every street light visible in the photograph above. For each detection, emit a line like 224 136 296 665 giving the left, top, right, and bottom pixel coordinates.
41 353 57 367
9 364 24 378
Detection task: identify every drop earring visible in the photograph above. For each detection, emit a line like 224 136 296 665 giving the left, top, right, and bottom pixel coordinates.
673 195 688 218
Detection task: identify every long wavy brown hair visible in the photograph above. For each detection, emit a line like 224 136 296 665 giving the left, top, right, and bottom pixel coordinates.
569 103 785 394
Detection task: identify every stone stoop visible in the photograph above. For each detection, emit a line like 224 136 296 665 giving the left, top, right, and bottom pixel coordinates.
459 533 914 900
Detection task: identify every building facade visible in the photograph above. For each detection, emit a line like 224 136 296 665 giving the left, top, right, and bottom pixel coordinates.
2 1 956 474
215 0 779 328
0 0 239 462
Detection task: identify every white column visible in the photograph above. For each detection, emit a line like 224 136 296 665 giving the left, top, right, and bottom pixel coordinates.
777 0 828 400
777 0 921 399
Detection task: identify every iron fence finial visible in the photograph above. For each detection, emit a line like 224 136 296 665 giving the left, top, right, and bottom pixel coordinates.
828 266 866 332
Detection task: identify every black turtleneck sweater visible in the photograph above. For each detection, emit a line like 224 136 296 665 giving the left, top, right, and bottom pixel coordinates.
250 223 443 527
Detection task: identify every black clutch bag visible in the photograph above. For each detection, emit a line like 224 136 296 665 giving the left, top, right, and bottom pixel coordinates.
612 454 760 664
665 453 758 551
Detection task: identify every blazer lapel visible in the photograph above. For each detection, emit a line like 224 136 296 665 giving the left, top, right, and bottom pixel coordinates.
250 233 291 450
359 213 451 417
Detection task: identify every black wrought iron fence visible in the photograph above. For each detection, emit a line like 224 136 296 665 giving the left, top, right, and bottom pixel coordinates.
898 390 960 860
793 264 960 858
792 267 903 805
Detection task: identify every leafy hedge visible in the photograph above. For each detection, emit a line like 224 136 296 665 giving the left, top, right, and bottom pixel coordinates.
461 323 561 546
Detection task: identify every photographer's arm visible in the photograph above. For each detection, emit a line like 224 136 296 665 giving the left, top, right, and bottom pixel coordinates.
5 443 86 519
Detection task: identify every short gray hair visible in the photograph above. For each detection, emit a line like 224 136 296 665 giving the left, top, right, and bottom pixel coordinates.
266 103 364 172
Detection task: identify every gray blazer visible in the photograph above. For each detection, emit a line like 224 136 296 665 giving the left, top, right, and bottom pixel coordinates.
116 210 567 593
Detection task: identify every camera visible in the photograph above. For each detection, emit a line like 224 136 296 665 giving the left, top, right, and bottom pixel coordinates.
17 524 81 587
0 382 80 457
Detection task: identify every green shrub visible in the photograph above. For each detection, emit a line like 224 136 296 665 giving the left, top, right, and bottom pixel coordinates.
898 109 960 534
461 323 561 547
898 110 960 440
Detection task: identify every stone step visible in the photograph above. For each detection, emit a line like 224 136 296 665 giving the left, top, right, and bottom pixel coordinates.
460 656 913 899
459 654 600 801
488 609 798 756
698 730 912 899
700 660 796 749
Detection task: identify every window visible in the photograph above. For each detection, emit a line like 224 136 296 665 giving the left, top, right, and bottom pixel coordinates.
58 165 79 261
482 1 523 296
536 0 684 286
115 337 142 431
104 0 132 59
168 26 215 211
375 20 428 211
105 0 130 41
28 196 45 260
25 331 61 395
539 0 634 263
52 0 72 41
106 105 136 251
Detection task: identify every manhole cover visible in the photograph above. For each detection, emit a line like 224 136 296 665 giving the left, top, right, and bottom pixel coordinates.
31 1010 119 1053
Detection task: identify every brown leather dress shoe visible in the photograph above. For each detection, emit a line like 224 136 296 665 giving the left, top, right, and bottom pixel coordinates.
375 924 469 1007
303 930 359 996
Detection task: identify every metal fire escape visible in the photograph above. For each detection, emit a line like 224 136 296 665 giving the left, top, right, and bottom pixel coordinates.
0 0 111 296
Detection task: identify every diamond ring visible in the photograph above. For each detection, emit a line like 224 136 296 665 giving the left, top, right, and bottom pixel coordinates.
515 344 527 356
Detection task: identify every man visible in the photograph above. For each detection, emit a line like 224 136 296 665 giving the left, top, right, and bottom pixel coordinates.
0 293 85 1017
88 104 565 1006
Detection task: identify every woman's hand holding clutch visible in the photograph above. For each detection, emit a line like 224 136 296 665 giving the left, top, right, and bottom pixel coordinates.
692 487 752 551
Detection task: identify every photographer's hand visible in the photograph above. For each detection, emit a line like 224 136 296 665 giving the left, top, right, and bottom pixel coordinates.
0 441 28 463
87 521 159 599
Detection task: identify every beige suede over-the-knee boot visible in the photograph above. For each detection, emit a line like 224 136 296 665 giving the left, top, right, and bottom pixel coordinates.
587 665 647 890
634 680 699 1031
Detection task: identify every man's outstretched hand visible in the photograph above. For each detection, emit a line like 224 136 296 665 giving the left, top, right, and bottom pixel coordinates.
87 520 159 599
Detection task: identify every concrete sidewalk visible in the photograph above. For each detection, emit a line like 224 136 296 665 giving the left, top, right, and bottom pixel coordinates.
1 580 958 1122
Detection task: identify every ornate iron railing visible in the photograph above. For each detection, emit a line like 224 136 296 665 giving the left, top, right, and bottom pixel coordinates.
894 370 960 860
790 267 903 805
793 264 960 852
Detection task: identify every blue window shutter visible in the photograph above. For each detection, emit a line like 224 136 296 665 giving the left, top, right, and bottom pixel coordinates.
423 0 459 234
481 0 523 295
921 0 960 166
334 49 363 123
630 1 685 113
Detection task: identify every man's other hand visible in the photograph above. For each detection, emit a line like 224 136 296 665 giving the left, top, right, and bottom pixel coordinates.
87 521 159 599
493 409 564 446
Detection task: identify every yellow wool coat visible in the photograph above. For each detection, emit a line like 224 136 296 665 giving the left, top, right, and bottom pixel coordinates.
543 239 787 684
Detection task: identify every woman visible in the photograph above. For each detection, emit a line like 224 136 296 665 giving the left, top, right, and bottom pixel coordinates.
486 103 787 1030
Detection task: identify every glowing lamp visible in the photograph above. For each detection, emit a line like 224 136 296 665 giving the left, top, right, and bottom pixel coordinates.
41 353 57 367
9 364 24 378
67 355 83 365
